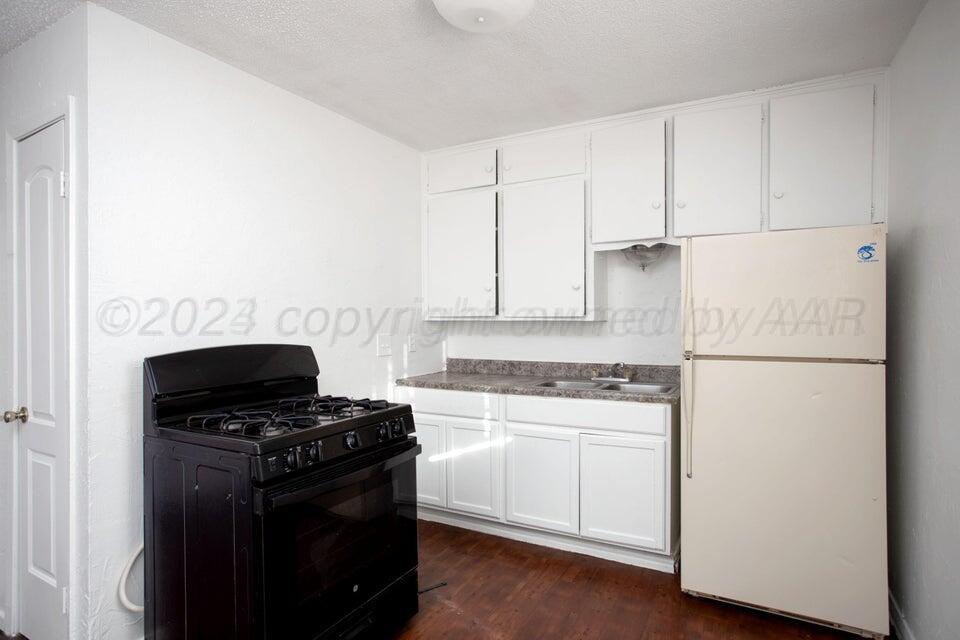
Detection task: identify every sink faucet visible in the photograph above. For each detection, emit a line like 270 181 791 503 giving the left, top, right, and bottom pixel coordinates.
591 362 630 383
611 362 625 379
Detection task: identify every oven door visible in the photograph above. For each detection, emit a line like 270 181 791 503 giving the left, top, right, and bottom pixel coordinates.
256 439 420 639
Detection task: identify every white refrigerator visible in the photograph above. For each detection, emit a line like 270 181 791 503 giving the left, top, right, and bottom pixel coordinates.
680 223 888 638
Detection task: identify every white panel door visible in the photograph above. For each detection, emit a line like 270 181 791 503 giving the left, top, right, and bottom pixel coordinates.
501 178 585 318
673 104 763 237
445 418 502 519
580 433 665 551
427 147 497 194
682 223 885 360
770 84 875 230
12 120 69 640
591 118 666 243
411 414 445 507
501 133 585 184
504 424 579 534
425 190 497 317
681 359 888 636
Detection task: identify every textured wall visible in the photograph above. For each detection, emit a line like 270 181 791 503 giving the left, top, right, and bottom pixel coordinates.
887 0 960 638
85 6 441 638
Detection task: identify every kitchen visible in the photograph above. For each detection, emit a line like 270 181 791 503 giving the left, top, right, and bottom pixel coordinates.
0 1 956 639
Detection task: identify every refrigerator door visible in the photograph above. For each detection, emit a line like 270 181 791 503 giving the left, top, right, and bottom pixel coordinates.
681 223 885 360
680 358 888 635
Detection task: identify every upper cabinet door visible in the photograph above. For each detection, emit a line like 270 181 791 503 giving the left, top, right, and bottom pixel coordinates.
425 191 496 317
769 85 875 231
501 133 585 184
674 104 763 237
591 118 666 244
427 148 497 194
501 178 585 318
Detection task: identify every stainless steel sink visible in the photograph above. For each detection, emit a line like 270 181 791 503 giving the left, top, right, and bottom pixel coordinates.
537 380 604 390
601 382 676 394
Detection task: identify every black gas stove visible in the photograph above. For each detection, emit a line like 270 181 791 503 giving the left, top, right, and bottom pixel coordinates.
143 344 420 640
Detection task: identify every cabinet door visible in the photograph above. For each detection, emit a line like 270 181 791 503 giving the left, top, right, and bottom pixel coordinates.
591 118 666 243
425 191 496 317
769 84 875 231
412 414 445 507
427 148 497 194
674 104 762 237
446 418 502 519
505 424 579 534
502 133 585 184
501 178 585 318
580 434 665 550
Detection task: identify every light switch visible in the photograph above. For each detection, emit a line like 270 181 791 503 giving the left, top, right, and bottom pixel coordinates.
407 334 418 353
376 334 393 357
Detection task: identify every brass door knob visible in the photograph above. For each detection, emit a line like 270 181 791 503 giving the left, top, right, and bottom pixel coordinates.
3 406 28 424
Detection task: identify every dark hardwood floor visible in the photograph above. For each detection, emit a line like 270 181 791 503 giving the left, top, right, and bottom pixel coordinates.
399 521 869 640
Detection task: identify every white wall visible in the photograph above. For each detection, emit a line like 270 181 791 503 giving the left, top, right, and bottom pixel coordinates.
84 5 440 638
443 248 681 365
0 7 88 637
887 0 960 639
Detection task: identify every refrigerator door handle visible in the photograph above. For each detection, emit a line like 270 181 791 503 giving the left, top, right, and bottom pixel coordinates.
683 354 694 479
682 238 694 354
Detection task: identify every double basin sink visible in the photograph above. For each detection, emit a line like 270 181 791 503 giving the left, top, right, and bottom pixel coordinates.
537 380 676 394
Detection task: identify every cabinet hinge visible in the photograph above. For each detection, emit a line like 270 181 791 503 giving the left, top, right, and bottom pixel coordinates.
59 171 68 198
870 203 875 220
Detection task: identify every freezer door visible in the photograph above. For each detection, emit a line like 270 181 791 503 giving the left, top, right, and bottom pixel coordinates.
681 224 885 360
680 359 887 635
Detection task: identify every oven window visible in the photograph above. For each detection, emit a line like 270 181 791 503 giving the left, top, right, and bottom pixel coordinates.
261 455 417 639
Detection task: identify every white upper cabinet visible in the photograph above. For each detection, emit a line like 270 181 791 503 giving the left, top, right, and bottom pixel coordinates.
769 84 876 231
673 104 763 237
425 190 496 317
427 147 497 194
591 118 666 244
501 178 585 318
501 133 585 184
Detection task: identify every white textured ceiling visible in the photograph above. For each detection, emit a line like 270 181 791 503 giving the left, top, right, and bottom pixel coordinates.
3 1 926 149
0 0 79 55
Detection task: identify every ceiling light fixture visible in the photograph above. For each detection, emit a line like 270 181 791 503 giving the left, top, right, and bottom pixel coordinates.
432 0 536 33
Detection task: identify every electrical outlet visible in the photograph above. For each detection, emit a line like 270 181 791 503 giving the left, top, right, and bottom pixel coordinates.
376 334 393 357
407 334 418 353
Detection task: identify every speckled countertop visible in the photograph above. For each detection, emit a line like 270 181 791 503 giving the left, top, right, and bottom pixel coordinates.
396 359 680 404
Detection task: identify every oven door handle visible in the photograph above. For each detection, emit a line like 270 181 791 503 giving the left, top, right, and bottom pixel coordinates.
262 443 421 512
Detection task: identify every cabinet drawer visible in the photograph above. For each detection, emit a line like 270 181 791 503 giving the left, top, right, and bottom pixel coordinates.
505 395 668 436
427 148 497 194
396 387 499 420
501 133 585 184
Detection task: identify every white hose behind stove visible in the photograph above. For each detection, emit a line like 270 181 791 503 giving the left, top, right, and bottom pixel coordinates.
119 544 145 613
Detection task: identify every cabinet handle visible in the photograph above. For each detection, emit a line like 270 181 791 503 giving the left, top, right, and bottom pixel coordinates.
773 192 784 199
484 166 494 173
651 201 662 210
483 285 493 292
571 283 581 291
503 164 511 171
676 200 686 209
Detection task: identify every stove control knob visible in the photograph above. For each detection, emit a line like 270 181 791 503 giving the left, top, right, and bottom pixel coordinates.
344 431 360 450
391 419 405 437
306 443 320 463
285 449 299 470
376 423 389 441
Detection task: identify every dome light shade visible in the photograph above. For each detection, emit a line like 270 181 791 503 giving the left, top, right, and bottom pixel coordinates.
432 0 536 33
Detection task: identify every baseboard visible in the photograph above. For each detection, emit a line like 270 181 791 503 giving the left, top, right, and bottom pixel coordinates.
889 592 916 640
418 506 676 574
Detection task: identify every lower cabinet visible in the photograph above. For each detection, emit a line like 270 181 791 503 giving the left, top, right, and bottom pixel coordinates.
580 434 665 551
405 388 677 562
504 423 579 535
446 418 502 518
412 413 502 519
